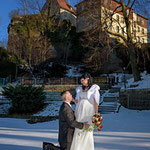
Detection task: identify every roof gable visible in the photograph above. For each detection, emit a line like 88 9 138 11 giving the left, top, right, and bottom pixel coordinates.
57 0 76 15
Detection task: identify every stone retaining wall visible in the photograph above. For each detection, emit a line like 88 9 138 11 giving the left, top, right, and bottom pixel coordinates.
119 89 150 110
45 90 76 101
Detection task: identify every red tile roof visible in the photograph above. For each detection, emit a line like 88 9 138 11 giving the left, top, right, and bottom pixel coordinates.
57 0 76 15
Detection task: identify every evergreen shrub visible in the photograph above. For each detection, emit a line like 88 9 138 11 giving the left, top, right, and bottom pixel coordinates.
2 84 46 114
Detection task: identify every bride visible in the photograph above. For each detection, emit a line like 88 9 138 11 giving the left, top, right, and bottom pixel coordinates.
70 73 100 150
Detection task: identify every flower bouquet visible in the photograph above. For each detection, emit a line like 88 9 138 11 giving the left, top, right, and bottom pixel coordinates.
78 113 103 136
92 113 103 131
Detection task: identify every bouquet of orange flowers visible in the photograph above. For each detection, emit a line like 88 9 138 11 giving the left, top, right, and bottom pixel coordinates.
92 113 103 131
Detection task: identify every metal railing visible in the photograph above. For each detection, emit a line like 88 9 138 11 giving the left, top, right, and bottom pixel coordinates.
17 76 109 85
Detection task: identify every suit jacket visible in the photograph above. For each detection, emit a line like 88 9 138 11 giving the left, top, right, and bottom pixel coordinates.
58 102 83 150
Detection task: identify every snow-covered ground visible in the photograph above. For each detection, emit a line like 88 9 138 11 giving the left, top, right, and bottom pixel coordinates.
0 72 150 150
0 106 150 150
33 101 62 117
66 65 83 77
121 71 150 90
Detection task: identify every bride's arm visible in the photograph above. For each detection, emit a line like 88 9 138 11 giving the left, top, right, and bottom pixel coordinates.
72 97 78 104
93 88 100 114
94 99 98 114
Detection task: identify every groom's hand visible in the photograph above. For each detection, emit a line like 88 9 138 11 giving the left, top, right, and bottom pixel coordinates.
84 122 90 128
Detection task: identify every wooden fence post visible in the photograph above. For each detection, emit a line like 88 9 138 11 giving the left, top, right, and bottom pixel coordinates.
127 94 130 109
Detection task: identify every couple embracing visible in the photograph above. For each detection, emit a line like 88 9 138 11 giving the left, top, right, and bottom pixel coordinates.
59 73 100 150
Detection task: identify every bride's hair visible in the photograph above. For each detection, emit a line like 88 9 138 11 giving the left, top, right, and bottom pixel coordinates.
80 73 93 90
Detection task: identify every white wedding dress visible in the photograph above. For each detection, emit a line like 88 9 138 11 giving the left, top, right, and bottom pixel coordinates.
70 91 95 150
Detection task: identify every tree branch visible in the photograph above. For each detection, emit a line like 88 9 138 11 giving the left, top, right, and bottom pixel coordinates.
129 0 136 15
107 30 127 43
127 0 131 8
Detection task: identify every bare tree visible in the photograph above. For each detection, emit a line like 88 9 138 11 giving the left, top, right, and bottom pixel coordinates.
79 0 150 81
8 9 20 19
0 38 8 49
17 0 46 15
107 0 149 81
7 0 56 66
82 29 112 73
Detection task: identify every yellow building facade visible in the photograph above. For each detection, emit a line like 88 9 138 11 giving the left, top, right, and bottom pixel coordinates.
75 0 148 43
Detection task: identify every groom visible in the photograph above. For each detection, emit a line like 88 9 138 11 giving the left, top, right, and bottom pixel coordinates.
59 91 89 150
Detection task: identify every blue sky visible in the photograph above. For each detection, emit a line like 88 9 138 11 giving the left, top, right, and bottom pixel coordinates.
0 0 149 44
0 0 19 42
0 0 76 43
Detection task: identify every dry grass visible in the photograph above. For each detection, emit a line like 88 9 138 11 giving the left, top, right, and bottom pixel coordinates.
43 85 79 91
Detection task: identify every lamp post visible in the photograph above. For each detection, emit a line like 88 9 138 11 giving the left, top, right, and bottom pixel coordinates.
123 67 126 89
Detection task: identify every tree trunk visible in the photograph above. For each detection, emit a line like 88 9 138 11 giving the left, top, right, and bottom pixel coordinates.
128 44 141 81
123 7 141 82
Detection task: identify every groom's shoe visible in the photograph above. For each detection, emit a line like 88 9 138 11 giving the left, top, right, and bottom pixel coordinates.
43 142 61 150
43 142 54 150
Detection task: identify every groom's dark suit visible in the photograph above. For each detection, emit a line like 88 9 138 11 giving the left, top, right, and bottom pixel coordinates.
59 102 84 150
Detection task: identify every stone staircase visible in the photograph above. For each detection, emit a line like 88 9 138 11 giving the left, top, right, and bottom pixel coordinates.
0 87 121 114
99 87 121 114
45 91 75 103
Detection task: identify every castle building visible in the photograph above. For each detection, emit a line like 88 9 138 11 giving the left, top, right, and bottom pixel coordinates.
75 0 148 43
42 0 76 26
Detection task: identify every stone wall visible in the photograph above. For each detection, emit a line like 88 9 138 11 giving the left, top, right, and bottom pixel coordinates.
119 89 150 110
45 90 76 102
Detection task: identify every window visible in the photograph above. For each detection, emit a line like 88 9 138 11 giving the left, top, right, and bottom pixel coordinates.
109 12 112 19
133 30 136 38
104 9 107 16
137 36 140 42
134 21 136 28
142 28 144 34
116 26 119 33
121 17 124 23
109 23 112 30
122 28 124 35
116 15 119 22
142 38 144 43
138 26 140 32
142 20 144 24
